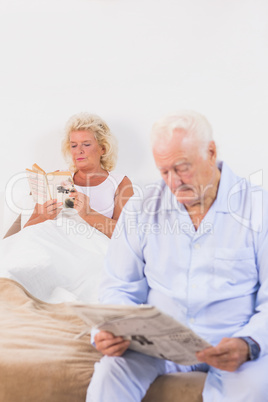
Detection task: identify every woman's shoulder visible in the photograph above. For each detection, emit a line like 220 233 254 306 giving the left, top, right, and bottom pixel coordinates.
108 171 127 186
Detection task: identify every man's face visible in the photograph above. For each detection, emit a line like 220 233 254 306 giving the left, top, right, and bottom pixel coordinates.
152 129 217 209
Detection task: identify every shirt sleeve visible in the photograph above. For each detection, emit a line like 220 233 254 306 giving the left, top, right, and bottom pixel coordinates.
98 197 149 306
233 203 268 357
90 327 99 346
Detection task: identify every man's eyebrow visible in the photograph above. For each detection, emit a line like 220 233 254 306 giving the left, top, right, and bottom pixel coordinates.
174 160 187 166
157 165 169 170
157 160 186 169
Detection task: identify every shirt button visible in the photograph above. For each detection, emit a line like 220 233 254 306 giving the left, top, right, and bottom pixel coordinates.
189 318 195 323
194 243 200 249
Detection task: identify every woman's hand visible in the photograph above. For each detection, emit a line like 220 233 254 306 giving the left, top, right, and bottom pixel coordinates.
71 176 134 238
72 190 116 237
72 191 92 218
35 199 63 220
24 199 63 227
94 330 130 357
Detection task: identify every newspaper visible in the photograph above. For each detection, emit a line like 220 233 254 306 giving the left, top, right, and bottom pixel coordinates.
71 303 211 366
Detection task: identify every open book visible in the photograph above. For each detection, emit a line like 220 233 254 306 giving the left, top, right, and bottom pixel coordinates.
26 163 75 208
71 304 211 366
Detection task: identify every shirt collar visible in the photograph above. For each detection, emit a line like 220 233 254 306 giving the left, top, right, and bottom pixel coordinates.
213 161 243 213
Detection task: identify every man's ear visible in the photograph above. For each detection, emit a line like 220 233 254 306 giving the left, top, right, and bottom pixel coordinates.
207 141 217 163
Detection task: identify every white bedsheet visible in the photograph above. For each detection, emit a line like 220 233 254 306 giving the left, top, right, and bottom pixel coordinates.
0 209 110 303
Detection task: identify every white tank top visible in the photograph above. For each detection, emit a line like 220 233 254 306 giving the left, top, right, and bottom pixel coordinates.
74 172 125 219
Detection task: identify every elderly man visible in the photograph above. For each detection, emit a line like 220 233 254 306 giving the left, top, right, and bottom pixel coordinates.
87 111 268 401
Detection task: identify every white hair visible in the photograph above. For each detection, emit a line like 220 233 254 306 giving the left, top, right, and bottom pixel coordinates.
151 110 213 159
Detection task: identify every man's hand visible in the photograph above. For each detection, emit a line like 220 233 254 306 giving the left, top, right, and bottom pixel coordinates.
94 331 130 357
196 337 249 372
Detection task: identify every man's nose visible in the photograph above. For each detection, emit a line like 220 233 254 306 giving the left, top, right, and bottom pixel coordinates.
167 170 182 189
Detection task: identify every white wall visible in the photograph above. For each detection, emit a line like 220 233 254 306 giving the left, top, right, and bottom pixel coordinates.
1 0 268 236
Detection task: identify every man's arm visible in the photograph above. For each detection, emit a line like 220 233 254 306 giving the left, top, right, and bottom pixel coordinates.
230 222 268 359
91 197 149 355
98 198 148 305
197 192 268 371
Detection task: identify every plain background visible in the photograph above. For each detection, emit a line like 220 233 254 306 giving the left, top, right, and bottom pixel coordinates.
0 0 268 236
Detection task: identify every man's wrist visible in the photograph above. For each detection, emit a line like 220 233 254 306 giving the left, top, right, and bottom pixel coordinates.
238 336 260 361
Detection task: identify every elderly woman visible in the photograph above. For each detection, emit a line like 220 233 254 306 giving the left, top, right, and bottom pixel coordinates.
24 113 133 238
0 113 134 304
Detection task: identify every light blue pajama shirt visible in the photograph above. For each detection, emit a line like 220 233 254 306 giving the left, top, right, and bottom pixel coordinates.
88 161 268 402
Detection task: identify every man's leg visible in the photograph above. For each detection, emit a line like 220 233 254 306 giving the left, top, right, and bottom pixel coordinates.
86 350 191 402
203 354 268 402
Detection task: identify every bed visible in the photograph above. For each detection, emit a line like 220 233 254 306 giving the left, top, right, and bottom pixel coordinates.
0 211 206 402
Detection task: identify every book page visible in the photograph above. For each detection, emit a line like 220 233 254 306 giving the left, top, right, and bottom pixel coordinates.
26 169 49 204
46 172 75 208
26 164 75 207
71 304 211 366
32 163 46 174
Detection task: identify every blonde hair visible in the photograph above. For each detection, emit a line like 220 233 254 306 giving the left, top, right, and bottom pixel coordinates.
62 112 118 172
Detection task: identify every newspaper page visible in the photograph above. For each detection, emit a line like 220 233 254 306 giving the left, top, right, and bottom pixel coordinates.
71 304 211 366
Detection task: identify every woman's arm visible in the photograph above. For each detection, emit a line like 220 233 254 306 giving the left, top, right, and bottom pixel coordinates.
73 176 134 238
3 214 22 238
112 176 134 220
23 199 63 228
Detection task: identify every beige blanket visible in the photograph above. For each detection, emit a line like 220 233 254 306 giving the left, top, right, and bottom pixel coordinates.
0 278 206 402
0 278 102 402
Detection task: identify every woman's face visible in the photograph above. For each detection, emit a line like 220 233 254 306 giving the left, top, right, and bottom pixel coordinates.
69 130 105 172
